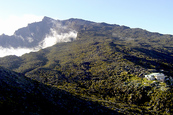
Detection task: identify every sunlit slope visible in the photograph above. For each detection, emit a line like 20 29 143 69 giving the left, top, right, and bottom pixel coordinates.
0 20 173 76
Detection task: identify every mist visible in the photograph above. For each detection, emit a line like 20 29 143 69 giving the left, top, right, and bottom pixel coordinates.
0 30 77 57
40 29 78 48
0 47 39 57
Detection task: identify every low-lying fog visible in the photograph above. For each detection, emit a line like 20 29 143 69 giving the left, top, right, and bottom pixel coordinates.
0 30 77 57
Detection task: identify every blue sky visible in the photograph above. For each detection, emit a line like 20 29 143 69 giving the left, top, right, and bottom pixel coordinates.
0 0 173 35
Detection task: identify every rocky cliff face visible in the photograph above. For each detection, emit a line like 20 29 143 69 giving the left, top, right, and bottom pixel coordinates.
0 17 80 57
0 17 79 49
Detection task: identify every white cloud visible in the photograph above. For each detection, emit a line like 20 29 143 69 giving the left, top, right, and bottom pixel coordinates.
0 14 43 35
40 29 78 48
0 46 39 57
0 30 78 57
0 16 78 57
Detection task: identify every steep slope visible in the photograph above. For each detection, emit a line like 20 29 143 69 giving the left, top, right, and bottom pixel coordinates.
0 17 79 57
0 18 173 114
0 17 78 48
0 66 63 114
0 66 119 114
0 17 52 48
1 19 173 77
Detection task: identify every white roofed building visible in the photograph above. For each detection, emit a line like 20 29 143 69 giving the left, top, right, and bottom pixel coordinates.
145 73 166 82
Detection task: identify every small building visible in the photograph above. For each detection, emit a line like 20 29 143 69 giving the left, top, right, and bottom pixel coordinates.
145 73 166 82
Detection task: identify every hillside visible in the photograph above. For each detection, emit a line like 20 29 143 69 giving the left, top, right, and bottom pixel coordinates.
0 17 173 114
0 66 119 114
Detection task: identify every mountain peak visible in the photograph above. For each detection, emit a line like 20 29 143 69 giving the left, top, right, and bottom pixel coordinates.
42 16 55 22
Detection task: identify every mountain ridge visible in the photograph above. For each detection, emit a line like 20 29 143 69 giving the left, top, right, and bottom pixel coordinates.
0 16 173 114
0 16 172 49
0 16 78 49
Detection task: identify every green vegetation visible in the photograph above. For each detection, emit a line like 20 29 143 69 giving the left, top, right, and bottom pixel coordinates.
0 67 118 114
0 21 173 114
